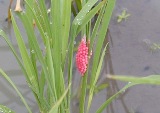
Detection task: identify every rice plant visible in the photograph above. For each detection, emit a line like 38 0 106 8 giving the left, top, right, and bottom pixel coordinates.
2 0 159 113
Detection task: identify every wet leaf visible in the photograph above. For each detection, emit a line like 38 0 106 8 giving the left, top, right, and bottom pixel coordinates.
95 83 108 93
49 83 71 113
96 82 137 113
107 75 160 85
0 69 32 113
0 105 15 113
76 0 106 34
87 43 108 113
11 11 39 95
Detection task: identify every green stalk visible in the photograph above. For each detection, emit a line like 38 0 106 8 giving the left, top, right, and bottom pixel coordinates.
79 73 88 113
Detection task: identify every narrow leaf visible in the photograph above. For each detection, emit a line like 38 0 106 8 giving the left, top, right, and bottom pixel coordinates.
107 75 160 85
73 0 98 25
96 82 138 113
0 105 15 113
0 69 32 113
87 43 108 113
11 11 39 94
49 83 71 113
76 0 106 35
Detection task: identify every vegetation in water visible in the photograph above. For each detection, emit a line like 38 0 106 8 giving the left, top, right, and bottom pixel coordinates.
0 0 160 113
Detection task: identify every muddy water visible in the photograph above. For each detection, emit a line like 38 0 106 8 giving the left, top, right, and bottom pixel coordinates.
1 0 160 113
105 0 160 113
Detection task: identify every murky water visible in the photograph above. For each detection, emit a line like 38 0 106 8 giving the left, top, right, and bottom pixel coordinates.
1 0 160 113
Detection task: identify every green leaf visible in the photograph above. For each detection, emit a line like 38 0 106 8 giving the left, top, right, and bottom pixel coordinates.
11 11 39 95
46 37 57 102
36 0 52 38
0 30 29 82
75 0 82 12
17 10 56 110
87 43 108 113
107 75 160 85
61 0 71 67
17 11 55 95
88 0 116 112
97 74 160 113
95 83 108 93
0 105 15 113
73 0 98 25
76 0 106 35
0 69 32 113
96 82 137 113
90 0 115 90
49 83 71 113
51 0 62 100
24 0 47 43
79 73 88 113
90 2 106 50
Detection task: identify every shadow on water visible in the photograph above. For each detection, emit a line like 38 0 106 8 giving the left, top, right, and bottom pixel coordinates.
102 30 130 113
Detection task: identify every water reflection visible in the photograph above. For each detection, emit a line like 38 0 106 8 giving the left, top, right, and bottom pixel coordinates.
101 30 130 113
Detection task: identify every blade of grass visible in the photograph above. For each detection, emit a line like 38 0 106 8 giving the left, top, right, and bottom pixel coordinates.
95 83 108 94
61 0 71 69
39 70 45 98
24 0 47 43
0 69 32 113
107 75 160 85
51 0 62 100
75 0 82 12
90 2 106 50
49 83 71 113
46 37 57 102
73 0 98 25
87 43 108 113
0 105 15 113
39 70 50 112
79 1 90 112
68 0 100 109
90 0 115 89
0 30 30 84
37 0 52 38
79 72 88 113
17 11 56 110
76 0 106 35
11 10 40 101
96 82 138 113
17 11 54 96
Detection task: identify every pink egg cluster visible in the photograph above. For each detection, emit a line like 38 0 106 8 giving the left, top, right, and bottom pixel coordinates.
76 37 90 76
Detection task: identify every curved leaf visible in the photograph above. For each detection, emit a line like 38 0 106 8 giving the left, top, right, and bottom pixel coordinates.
0 69 32 113
108 75 160 85
96 82 137 113
0 105 15 113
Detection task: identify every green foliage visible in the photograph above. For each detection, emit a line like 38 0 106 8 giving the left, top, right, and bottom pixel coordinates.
117 9 130 23
108 75 160 85
0 105 15 113
2 0 160 113
0 0 118 113
0 69 31 113
96 82 137 113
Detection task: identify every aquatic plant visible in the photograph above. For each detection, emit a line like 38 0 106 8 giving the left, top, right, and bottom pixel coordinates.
2 0 160 113
117 9 130 23
0 0 117 112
